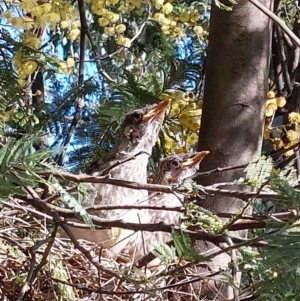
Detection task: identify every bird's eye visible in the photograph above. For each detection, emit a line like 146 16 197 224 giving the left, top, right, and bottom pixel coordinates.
171 160 180 168
131 113 141 122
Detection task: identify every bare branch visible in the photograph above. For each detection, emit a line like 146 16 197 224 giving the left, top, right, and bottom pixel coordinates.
276 26 293 94
38 170 292 200
22 195 268 248
249 0 300 48
24 186 124 281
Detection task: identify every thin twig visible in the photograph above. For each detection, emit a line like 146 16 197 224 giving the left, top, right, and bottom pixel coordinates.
85 30 117 84
89 151 151 175
57 0 86 166
23 186 124 281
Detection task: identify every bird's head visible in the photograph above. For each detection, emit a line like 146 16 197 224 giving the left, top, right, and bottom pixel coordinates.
153 151 210 185
115 99 170 155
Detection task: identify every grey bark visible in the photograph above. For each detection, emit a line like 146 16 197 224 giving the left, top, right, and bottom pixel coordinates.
196 0 273 299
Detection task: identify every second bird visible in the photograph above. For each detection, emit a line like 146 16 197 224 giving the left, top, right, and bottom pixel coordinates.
110 151 209 261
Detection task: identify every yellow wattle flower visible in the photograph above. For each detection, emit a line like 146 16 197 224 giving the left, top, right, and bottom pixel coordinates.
267 90 276 99
289 112 300 123
116 24 126 33
276 96 286 108
98 15 109 26
162 3 173 14
286 130 298 143
179 10 190 22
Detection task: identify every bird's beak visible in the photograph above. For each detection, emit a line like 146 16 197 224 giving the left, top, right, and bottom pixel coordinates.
142 99 171 123
180 151 210 168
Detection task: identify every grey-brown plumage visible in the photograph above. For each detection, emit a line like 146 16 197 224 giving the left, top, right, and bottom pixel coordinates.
110 151 209 260
63 99 170 243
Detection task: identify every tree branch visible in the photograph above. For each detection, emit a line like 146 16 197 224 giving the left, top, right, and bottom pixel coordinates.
249 0 300 48
38 170 294 200
21 194 268 248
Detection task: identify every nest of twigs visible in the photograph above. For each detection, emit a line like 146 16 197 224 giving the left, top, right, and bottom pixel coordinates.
0 200 205 301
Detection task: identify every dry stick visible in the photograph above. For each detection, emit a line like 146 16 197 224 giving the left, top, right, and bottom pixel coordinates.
154 232 271 282
136 216 274 268
50 273 210 296
22 195 267 247
30 225 58 281
248 0 300 48
276 25 293 94
0 234 29 255
5 197 296 233
23 186 123 282
226 237 240 301
85 203 183 212
16 235 54 301
197 140 300 179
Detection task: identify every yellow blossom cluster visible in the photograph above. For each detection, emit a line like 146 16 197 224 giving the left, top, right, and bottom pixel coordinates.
264 91 300 157
160 90 202 155
59 20 82 41
282 128 299 157
2 0 79 86
153 4 206 39
89 0 133 47
13 44 75 87
4 0 77 30
86 0 206 47
12 50 38 87
22 32 41 50
265 90 286 117
288 112 300 123
57 57 76 74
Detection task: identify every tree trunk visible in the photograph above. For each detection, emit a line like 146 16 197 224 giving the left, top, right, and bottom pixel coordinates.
196 0 273 299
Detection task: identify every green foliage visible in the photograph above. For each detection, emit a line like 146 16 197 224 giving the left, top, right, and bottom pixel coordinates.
152 230 204 264
52 179 95 230
270 176 300 211
152 242 177 264
0 134 93 227
0 136 57 197
162 59 202 92
214 0 237 11
243 156 274 187
182 202 223 233
253 232 300 301
172 230 204 261
240 170 300 300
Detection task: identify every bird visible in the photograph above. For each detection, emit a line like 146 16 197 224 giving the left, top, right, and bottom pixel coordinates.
62 99 171 244
109 151 210 261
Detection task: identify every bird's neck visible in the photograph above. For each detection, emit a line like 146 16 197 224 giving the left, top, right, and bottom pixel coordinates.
108 152 149 183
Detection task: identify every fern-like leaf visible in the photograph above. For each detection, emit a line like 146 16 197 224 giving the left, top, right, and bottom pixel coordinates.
152 242 177 264
52 180 94 230
244 156 274 187
172 230 204 261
